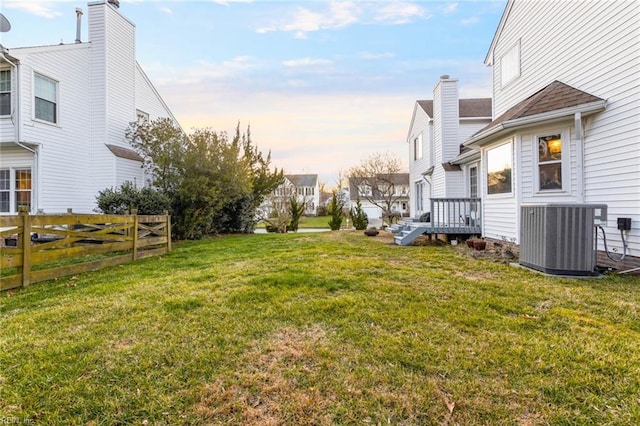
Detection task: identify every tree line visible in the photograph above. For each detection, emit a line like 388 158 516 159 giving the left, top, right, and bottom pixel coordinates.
96 118 283 240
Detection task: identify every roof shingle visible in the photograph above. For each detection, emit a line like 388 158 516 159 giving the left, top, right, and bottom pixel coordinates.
476 81 604 135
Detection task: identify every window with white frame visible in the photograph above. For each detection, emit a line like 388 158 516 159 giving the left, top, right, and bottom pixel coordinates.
500 40 520 87
537 133 563 190
34 73 58 123
413 133 423 161
414 181 424 211
358 184 372 197
0 69 11 116
469 166 478 198
0 169 9 212
0 168 32 213
486 142 512 195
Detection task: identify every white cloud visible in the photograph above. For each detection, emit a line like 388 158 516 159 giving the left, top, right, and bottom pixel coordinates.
358 51 395 60
158 6 173 16
3 1 63 19
442 3 459 15
374 2 428 25
282 57 333 68
257 1 361 37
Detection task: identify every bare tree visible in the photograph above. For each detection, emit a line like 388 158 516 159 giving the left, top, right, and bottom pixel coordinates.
348 152 405 225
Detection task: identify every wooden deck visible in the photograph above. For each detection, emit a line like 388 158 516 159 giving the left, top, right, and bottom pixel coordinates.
393 198 481 245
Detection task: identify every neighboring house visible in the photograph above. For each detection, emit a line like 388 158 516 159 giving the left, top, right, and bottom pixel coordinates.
271 174 320 216
348 173 410 220
0 0 179 215
407 76 492 218
463 0 639 270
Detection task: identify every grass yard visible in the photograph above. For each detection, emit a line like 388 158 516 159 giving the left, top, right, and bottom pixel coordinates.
1 231 639 424
257 215 331 229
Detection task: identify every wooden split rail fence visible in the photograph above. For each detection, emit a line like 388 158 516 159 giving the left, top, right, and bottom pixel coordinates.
0 208 171 291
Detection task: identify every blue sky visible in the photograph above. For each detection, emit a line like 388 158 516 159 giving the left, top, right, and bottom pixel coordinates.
1 0 505 185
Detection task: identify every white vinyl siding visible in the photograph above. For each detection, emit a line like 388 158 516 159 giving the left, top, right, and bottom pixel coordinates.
17 44 93 213
491 0 639 253
115 157 144 188
432 78 460 198
407 104 432 215
0 2 176 214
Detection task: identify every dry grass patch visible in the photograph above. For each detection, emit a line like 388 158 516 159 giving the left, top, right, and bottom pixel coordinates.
194 324 335 425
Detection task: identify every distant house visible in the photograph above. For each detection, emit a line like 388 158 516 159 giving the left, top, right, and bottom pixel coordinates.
407 75 492 219
463 0 639 270
271 174 320 216
348 173 410 220
0 0 179 215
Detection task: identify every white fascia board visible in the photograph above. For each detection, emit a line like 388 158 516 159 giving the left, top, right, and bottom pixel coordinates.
484 0 515 66
450 149 481 165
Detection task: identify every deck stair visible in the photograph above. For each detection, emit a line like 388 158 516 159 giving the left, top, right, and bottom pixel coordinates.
393 222 431 246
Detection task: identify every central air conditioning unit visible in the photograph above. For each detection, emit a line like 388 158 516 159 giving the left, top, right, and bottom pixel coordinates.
519 204 607 276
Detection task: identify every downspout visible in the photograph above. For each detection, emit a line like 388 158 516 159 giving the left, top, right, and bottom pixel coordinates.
574 111 585 203
1 50 40 212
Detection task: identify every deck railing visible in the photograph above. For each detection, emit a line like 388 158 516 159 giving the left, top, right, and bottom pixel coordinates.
428 197 481 234
0 208 171 291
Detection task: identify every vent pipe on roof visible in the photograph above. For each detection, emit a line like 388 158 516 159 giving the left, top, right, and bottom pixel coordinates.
75 8 83 43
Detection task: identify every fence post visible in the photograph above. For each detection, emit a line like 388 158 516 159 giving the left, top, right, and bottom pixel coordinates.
164 210 171 252
18 206 31 287
131 209 139 261
66 208 73 246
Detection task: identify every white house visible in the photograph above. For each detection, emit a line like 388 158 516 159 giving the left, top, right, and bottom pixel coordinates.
464 0 639 271
348 173 410 220
407 76 492 219
271 174 320 216
0 0 179 215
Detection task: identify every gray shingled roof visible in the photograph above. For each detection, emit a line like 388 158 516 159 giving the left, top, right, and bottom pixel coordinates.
286 174 318 187
476 81 604 135
348 173 409 200
106 144 144 162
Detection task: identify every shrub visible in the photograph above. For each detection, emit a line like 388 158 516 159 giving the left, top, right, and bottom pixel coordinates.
288 196 305 232
96 181 170 215
327 191 344 231
349 198 368 230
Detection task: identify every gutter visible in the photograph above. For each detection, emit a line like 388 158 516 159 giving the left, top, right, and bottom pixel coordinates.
464 100 607 148
449 149 480 166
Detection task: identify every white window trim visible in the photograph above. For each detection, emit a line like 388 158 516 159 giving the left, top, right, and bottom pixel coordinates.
485 139 515 198
413 133 423 161
0 67 11 117
533 128 570 195
467 162 479 198
0 166 33 214
33 72 60 126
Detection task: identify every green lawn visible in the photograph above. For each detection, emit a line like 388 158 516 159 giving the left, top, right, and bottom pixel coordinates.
1 231 639 424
